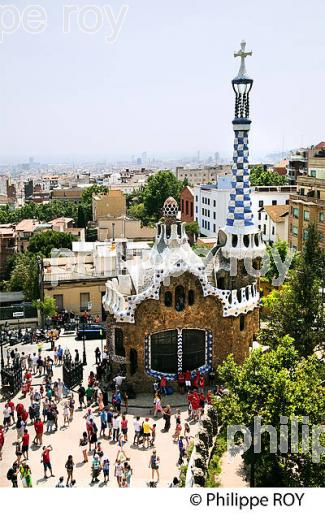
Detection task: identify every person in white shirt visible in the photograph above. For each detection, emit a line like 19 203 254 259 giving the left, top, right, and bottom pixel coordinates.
3 405 11 431
112 415 121 442
56 477 65 488
133 416 141 446
32 354 38 375
113 375 126 389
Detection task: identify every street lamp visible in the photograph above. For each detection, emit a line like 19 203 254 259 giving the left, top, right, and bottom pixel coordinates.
76 314 87 366
100 327 104 355
37 256 44 327
0 324 4 371
82 319 87 366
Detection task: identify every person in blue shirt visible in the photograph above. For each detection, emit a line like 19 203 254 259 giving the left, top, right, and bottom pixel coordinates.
100 410 107 437
178 436 185 466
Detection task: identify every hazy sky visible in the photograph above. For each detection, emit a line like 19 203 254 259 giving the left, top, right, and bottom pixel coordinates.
0 0 325 163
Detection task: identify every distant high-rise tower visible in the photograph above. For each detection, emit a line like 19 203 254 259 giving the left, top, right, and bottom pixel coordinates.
141 152 147 165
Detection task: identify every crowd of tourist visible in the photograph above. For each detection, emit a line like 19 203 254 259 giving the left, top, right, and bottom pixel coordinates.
0 340 224 489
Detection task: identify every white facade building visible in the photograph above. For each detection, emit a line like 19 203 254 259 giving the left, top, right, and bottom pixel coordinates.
258 205 290 244
194 182 296 238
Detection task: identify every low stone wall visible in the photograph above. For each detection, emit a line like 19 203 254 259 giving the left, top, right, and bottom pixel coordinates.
186 406 219 487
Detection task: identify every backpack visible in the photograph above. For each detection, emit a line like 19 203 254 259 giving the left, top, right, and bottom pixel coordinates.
7 468 14 481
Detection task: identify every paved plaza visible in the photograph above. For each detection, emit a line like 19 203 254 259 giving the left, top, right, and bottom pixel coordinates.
0 333 199 488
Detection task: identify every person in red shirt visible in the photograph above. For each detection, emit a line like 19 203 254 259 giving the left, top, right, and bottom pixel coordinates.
199 374 205 392
21 409 29 424
42 445 54 478
22 429 30 460
191 391 200 421
0 425 4 461
33 418 44 446
177 372 185 394
8 401 15 425
192 370 200 390
159 376 167 396
25 370 32 381
199 392 206 411
185 370 192 390
22 382 29 398
16 403 24 418
121 415 128 442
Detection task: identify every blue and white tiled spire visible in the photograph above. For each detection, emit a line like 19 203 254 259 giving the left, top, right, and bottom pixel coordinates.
225 40 258 235
226 129 254 230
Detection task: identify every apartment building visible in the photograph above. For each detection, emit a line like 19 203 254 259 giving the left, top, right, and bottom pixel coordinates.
176 165 231 185
0 225 17 278
194 181 296 238
180 186 194 222
258 205 290 244
288 176 325 251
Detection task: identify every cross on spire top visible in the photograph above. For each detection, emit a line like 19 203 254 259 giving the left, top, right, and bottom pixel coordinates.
234 40 252 79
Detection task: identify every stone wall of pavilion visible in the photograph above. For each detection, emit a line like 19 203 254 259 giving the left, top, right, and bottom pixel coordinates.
107 271 259 390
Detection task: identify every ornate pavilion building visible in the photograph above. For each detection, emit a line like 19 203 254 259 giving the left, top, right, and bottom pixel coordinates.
103 41 266 389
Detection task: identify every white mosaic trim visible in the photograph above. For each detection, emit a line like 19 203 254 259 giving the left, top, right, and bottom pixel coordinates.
102 260 260 323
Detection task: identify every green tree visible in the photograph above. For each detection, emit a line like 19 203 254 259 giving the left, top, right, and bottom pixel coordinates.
128 202 147 222
0 200 80 225
77 204 87 228
260 224 325 357
28 230 76 257
33 297 57 318
250 165 286 186
81 184 107 206
126 187 144 209
7 253 40 300
263 240 297 285
141 170 184 224
214 338 325 486
185 221 200 237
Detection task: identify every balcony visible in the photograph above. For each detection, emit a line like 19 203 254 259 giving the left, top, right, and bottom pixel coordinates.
297 175 325 188
289 193 325 208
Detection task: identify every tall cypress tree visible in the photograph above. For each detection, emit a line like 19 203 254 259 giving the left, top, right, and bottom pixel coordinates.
261 223 325 357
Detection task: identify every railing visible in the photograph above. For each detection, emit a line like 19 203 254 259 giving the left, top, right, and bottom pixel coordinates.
297 175 325 187
44 270 119 282
290 193 325 207
63 360 83 390
1 366 23 396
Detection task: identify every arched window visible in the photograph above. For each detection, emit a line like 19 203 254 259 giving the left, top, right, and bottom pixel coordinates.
188 289 195 306
175 286 185 312
115 328 125 357
164 291 173 307
243 234 250 248
217 276 225 290
240 315 245 331
237 289 242 303
232 234 238 247
130 348 138 375
151 330 178 373
182 329 205 371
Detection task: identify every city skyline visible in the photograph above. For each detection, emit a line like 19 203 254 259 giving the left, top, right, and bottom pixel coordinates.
0 0 324 163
